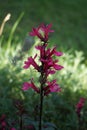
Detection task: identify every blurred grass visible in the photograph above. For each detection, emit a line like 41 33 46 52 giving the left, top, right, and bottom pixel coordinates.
0 0 87 56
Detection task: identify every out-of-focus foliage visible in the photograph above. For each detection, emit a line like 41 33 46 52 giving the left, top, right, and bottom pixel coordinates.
57 50 87 92
0 36 87 129
0 0 87 56
0 1 87 130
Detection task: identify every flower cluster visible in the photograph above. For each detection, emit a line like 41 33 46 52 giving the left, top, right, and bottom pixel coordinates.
0 114 16 130
76 98 86 117
22 23 63 96
0 114 6 130
29 23 54 43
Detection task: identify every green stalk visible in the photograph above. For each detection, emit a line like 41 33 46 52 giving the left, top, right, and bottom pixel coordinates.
39 76 44 130
19 114 23 130
39 43 46 130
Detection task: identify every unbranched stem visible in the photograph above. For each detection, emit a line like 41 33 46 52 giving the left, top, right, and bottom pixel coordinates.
39 43 46 130
19 114 23 130
39 82 44 130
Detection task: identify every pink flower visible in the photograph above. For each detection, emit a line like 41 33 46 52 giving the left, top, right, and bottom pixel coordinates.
0 114 6 121
44 80 61 95
30 23 54 42
46 69 56 76
22 82 31 91
35 44 47 59
46 46 63 57
1 121 6 127
10 128 16 130
76 98 86 109
76 98 86 117
22 81 40 93
42 58 63 72
0 114 7 127
23 56 39 71
36 45 63 59
35 44 63 73
52 63 64 70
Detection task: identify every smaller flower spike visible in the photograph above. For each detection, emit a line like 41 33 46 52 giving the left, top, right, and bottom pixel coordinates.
76 98 86 117
30 23 54 43
35 44 63 73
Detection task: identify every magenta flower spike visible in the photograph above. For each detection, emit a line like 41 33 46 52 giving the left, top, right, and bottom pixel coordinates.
76 97 86 117
22 23 63 130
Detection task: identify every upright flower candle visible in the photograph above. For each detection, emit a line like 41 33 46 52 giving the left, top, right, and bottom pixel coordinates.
22 23 63 130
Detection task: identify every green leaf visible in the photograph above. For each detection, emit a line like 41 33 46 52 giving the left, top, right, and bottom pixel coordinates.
7 12 24 49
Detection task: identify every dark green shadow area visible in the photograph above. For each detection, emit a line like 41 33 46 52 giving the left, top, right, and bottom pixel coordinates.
0 0 87 56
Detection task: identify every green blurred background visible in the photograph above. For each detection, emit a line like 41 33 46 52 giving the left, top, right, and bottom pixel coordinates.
0 0 87 129
0 0 87 55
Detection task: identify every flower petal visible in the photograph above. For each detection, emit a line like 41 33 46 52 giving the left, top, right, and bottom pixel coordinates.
31 81 40 93
23 56 39 71
22 82 31 91
29 23 54 42
50 84 61 92
53 64 64 70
